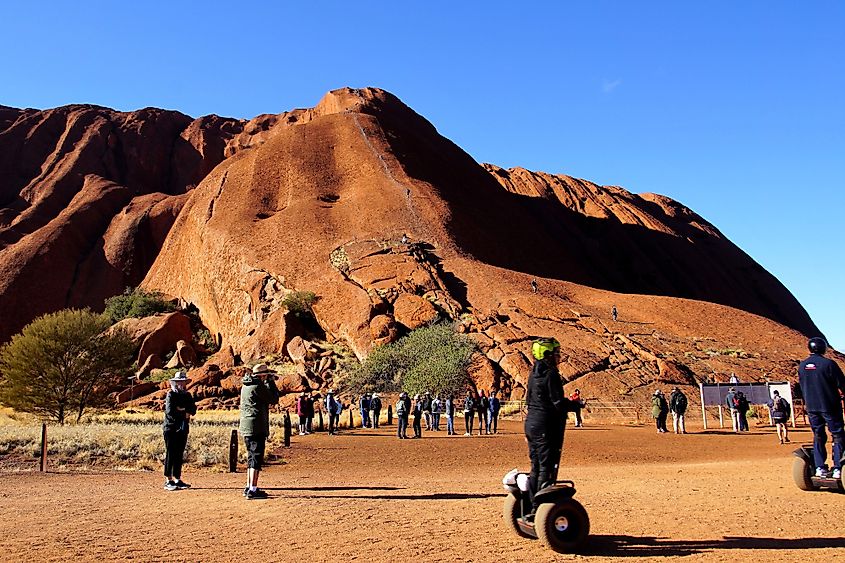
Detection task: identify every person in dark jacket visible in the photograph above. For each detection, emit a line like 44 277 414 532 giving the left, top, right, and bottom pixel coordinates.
162 370 197 491
725 387 740 432
296 392 309 435
239 363 280 499
651 390 669 433
305 393 315 433
396 392 410 439
768 390 791 445
669 387 688 434
524 338 577 512
422 391 432 430
798 337 845 479
359 393 371 428
735 391 750 432
477 390 489 435
488 391 501 434
325 390 340 435
412 394 424 438
463 391 477 436
370 393 382 429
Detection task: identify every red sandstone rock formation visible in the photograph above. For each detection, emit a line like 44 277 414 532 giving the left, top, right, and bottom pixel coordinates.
0 88 829 407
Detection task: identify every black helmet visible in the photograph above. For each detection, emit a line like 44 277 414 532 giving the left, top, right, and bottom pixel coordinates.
808 337 828 355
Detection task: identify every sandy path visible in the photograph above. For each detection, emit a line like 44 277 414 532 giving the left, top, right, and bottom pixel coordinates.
1 420 842 562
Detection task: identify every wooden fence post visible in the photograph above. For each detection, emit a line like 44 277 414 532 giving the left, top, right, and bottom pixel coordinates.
348 408 354 429
40 423 47 472
387 404 393 425
228 429 238 472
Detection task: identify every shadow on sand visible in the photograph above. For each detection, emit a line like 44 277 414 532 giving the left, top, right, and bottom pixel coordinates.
585 535 845 557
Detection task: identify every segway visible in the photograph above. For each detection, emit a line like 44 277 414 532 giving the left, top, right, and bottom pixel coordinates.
502 427 589 553
792 445 845 492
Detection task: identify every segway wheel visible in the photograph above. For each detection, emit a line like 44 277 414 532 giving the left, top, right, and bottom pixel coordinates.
792 457 817 491
503 492 533 539
535 498 590 553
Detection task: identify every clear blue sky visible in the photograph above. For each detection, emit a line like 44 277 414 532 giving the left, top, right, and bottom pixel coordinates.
2 1 843 347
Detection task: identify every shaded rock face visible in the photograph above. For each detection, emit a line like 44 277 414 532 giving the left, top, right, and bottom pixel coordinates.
0 88 826 408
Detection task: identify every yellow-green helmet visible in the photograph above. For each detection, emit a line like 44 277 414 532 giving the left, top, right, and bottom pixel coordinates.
532 337 561 360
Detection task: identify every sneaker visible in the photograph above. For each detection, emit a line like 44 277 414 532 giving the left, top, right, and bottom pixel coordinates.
833 468 842 479
174 480 191 490
163 480 178 491
815 467 829 478
243 487 249 497
246 488 268 500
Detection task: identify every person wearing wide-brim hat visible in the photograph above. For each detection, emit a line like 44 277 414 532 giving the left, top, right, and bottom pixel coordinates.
162 370 197 491
239 363 280 499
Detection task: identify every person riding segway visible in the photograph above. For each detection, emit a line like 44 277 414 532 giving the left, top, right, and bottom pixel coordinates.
502 337 590 553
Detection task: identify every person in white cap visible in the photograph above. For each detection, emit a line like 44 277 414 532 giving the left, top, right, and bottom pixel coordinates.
162 370 196 491
239 363 280 499
370 393 382 429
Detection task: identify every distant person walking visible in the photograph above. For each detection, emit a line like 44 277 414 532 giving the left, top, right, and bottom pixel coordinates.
463 391 477 436
798 337 845 479
431 395 442 430
769 390 791 445
478 390 490 435
531 279 538 293
611 305 618 322
325 390 340 435
445 394 456 435
725 387 740 432
162 370 197 491
396 392 410 439
370 393 382 429
412 394 423 438
652 389 669 433
735 391 750 432
569 389 584 427
669 386 688 434
488 391 501 434
239 363 280 499
296 392 309 435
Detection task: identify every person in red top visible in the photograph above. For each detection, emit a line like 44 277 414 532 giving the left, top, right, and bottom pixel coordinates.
569 389 585 427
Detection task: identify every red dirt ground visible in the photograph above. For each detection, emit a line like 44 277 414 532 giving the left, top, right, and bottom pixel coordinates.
1 420 842 562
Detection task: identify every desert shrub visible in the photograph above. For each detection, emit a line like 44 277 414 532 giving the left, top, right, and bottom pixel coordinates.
103 287 176 324
344 324 476 396
0 309 135 424
282 290 318 317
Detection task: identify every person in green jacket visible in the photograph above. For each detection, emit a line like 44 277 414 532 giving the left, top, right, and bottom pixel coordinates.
239 363 280 500
651 389 669 433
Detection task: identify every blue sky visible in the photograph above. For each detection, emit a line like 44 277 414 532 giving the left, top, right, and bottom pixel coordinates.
2 1 843 347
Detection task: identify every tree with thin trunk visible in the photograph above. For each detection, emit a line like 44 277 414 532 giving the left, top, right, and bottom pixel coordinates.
0 309 135 423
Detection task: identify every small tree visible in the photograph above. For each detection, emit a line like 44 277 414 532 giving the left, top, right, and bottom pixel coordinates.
0 309 135 423
103 287 176 324
344 324 476 396
282 290 318 318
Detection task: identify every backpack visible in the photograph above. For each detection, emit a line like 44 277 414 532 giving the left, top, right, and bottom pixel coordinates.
675 393 687 412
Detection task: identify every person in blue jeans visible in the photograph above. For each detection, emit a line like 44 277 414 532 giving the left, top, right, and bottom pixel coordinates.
445 394 456 435
396 392 410 439
488 391 501 434
799 337 845 479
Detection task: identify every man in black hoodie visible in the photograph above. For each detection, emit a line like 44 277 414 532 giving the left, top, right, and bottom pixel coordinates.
799 337 845 479
525 337 576 513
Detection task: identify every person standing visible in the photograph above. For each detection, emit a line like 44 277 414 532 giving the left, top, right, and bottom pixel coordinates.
445 394 456 435
239 363 280 500
162 370 197 491
488 391 501 434
359 393 371 429
568 389 584 427
370 393 382 429
463 391 476 436
652 390 669 433
798 337 845 479
422 391 433 431
296 392 309 435
396 392 410 439
412 394 423 438
669 387 688 434
725 387 740 432
431 395 442 431
325 390 340 435
524 337 576 513
478 390 490 435
305 393 315 433
736 391 750 432
769 390 791 445
611 305 618 322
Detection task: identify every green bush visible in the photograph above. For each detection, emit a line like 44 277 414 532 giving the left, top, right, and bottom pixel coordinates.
0 309 135 424
282 291 317 317
103 287 176 324
344 324 477 396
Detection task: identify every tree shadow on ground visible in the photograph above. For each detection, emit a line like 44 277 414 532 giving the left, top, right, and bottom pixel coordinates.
585 535 845 557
